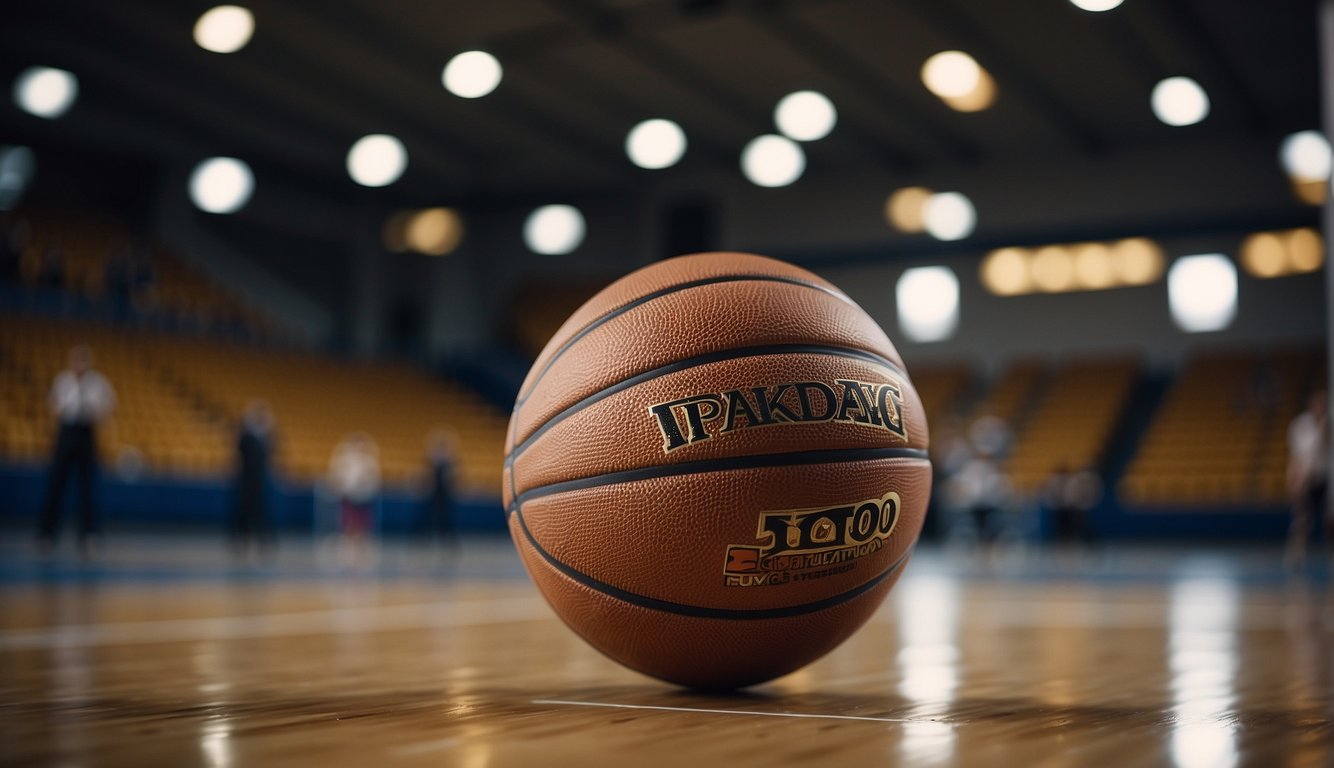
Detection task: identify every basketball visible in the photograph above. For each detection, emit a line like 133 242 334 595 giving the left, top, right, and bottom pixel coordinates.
503 252 931 689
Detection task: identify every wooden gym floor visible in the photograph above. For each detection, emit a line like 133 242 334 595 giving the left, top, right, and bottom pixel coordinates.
1 535 1331 767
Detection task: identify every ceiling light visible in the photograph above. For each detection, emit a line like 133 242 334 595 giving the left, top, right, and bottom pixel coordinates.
922 52 982 99
1030 246 1075 292
1239 232 1286 278
922 191 976 241
884 187 933 233
897 266 959 342
774 90 837 142
1069 0 1124 11
443 51 502 98
1071 242 1115 289
524 205 585 255
407 208 464 255
942 69 997 112
194 6 255 54
741 135 805 187
346 134 407 187
980 248 1030 296
626 119 687 169
1151 77 1209 127
13 66 78 119
1280 130 1332 182
1286 228 1324 272
1111 238 1164 284
189 157 254 214
1167 254 1237 332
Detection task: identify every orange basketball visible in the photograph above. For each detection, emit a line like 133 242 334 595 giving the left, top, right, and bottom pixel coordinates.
504 252 931 689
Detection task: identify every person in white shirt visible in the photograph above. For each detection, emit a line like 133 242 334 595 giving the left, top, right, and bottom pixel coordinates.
37 344 116 552
328 432 381 566
1286 390 1330 570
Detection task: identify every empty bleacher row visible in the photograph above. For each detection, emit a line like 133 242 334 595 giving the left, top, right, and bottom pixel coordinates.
1119 349 1323 506
2 209 273 335
0 316 507 495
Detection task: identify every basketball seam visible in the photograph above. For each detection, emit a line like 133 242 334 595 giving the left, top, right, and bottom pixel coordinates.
515 507 913 621
507 343 908 462
514 273 855 407
511 447 930 504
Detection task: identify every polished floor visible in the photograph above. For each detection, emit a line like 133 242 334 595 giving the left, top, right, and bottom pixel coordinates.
0 535 1331 767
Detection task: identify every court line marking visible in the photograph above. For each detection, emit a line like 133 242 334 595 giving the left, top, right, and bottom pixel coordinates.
0 597 553 651
531 698 936 724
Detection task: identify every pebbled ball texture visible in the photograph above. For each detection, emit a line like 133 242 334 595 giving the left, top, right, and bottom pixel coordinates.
504 252 930 689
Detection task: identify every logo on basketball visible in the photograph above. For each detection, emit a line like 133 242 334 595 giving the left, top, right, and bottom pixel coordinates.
648 378 906 453
722 491 901 587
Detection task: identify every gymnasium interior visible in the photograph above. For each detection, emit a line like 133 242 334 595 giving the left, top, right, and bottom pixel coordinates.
0 0 1330 765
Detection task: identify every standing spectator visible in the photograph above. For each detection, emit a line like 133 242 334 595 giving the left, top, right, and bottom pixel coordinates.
1285 390 1330 571
419 428 459 558
231 399 276 559
328 432 381 567
37 344 116 555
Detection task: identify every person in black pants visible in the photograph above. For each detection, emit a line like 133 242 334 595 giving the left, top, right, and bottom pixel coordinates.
37 345 116 555
231 399 276 559
420 429 459 560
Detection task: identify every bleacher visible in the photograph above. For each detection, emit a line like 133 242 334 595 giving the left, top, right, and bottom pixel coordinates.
1005 358 1139 493
5 209 271 334
1119 349 1324 507
0 316 507 497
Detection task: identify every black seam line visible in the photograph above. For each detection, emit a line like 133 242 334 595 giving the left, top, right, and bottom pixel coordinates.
506 344 906 463
514 273 853 407
515 506 915 621
514 447 930 504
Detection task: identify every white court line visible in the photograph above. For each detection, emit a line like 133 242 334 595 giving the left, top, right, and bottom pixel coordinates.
532 698 934 724
0 597 553 651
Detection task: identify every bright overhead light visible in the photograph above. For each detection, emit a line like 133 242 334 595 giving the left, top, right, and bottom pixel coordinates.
1167 254 1237 333
897 266 959 343
406 208 464 256
189 157 253 214
1239 232 1287 278
443 51 502 98
922 52 982 99
980 248 1030 296
346 134 407 187
1280 130 1332 182
885 187 933 233
922 191 976 241
524 205 585 255
774 90 837 142
626 119 687 169
1110 238 1164 284
741 134 805 187
13 66 78 119
1151 77 1209 127
1069 0 1124 11
194 6 254 54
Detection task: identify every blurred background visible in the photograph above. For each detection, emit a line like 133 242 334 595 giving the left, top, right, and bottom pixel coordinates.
0 0 1326 549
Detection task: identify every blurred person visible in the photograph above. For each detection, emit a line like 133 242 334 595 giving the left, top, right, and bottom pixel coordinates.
0 218 29 283
38 245 64 290
419 428 459 558
1285 390 1330 571
231 400 276 559
1043 463 1102 546
945 415 1014 551
36 344 116 555
328 432 381 566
